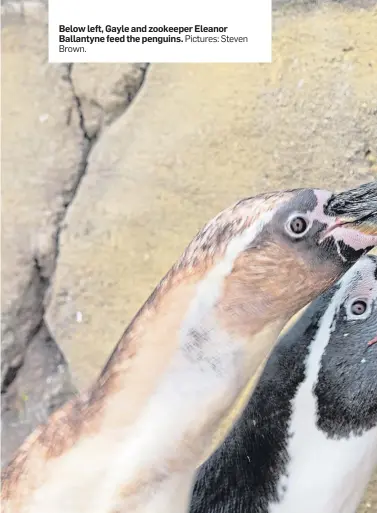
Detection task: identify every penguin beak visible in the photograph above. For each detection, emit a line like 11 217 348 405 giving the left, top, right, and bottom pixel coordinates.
367 335 377 348
319 216 377 243
320 181 377 243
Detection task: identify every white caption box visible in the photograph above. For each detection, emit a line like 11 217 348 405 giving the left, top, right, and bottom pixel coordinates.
49 0 271 63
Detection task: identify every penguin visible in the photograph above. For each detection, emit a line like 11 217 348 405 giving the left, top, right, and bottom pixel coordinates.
191 253 377 513
2 184 377 513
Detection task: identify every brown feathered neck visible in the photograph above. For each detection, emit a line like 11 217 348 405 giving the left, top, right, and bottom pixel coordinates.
2 191 297 509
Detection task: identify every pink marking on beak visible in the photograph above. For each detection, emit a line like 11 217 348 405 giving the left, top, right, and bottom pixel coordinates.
318 216 377 251
318 218 344 244
367 335 377 347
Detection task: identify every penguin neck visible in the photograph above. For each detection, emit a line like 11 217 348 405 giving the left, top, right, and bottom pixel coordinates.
94 279 287 463
87 240 295 446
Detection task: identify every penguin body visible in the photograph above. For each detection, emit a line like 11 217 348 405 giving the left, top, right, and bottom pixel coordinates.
192 255 377 513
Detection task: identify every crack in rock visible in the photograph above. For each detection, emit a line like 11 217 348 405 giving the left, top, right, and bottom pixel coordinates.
1 55 150 464
69 62 150 139
1 321 77 467
65 63 94 143
2 61 150 390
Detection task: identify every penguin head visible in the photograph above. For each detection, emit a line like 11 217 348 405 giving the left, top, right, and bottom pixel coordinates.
212 184 377 330
313 254 377 437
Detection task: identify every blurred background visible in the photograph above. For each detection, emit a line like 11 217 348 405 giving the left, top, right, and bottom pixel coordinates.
1 0 376 508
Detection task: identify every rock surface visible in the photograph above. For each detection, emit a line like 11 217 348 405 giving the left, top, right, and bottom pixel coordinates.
1 0 376 509
1 4 81 388
1 4 82 466
1 2 148 465
1 322 75 467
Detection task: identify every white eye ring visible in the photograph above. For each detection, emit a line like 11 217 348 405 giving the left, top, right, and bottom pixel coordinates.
285 213 312 238
346 298 371 320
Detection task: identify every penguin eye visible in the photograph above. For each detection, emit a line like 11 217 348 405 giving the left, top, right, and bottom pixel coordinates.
350 300 368 316
285 215 310 238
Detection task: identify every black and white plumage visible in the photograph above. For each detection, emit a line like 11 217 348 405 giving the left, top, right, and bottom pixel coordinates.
191 254 377 513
